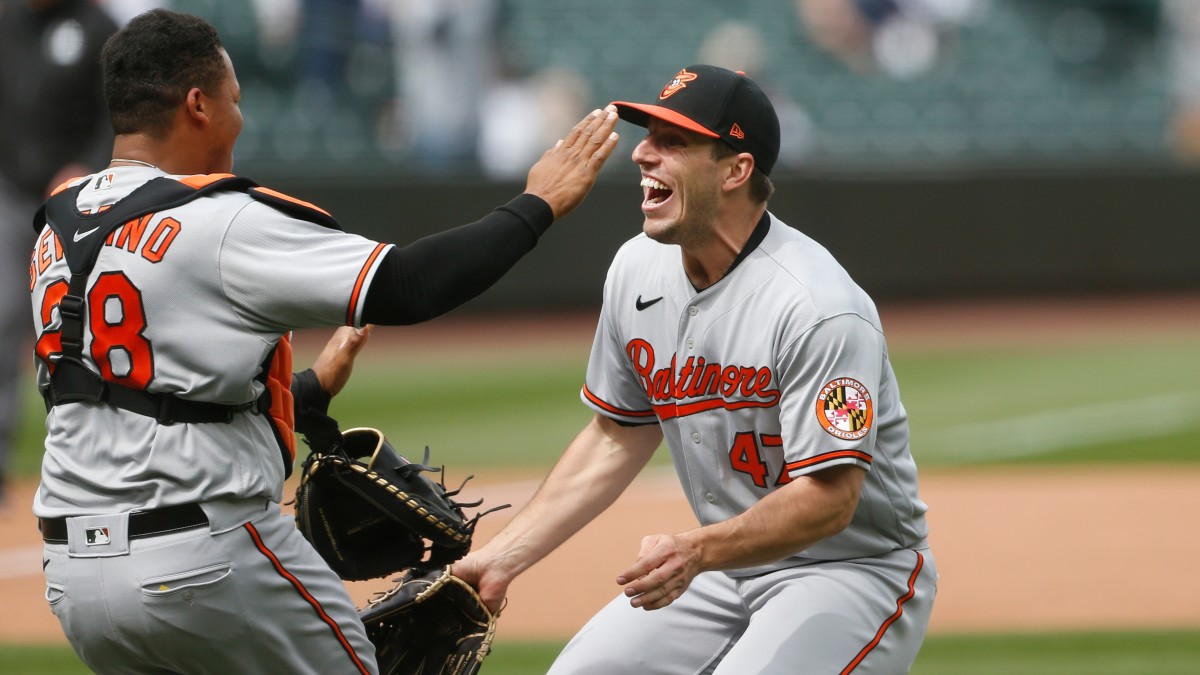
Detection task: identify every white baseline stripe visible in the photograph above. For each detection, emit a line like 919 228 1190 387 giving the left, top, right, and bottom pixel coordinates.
917 391 1200 464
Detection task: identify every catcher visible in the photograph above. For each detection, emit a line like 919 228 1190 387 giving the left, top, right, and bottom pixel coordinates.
292 389 506 675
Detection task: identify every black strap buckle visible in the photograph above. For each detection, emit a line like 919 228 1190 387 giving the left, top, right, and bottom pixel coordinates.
222 402 246 424
58 295 84 321
58 295 86 352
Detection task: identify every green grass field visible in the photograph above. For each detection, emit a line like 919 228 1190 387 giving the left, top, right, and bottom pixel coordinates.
15 328 1195 474
4 630 1199 674
6 319 1198 674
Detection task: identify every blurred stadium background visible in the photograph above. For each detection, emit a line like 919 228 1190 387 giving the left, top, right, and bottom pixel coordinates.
4 0 1200 672
94 0 1200 308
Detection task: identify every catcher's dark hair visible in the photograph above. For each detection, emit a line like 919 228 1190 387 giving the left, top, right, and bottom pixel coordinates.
712 141 775 203
101 9 227 136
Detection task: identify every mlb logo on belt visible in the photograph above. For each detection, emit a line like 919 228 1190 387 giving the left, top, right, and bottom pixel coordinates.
85 527 111 546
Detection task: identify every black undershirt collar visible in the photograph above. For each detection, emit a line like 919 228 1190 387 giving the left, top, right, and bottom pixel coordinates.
727 210 771 276
693 210 771 291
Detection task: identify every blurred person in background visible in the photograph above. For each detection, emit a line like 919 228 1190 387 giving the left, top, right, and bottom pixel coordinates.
795 0 986 79
697 19 815 170
479 65 592 179
1159 0 1200 159
382 0 498 171
0 0 118 509
96 0 158 24
296 0 363 99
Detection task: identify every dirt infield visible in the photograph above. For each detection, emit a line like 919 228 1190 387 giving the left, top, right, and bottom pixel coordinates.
2 465 1200 644
4 294 1199 646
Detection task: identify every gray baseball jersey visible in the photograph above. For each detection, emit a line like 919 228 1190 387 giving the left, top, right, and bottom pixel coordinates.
30 166 386 674
30 166 390 517
561 212 936 673
582 212 928 573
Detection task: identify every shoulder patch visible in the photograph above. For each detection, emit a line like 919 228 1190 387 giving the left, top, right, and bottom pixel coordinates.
815 377 873 440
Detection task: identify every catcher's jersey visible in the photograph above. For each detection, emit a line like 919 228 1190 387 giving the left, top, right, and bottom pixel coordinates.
28 166 392 518
582 212 928 575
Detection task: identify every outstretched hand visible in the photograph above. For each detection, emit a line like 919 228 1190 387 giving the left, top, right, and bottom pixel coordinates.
616 533 703 611
525 105 621 220
311 325 372 397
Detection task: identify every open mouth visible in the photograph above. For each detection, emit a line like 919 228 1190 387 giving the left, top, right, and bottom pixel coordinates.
641 176 673 207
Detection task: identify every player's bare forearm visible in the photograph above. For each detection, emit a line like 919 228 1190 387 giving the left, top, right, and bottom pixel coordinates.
524 106 621 219
618 464 865 610
310 325 372 397
457 415 661 611
475 415 659 572
692 463 864 569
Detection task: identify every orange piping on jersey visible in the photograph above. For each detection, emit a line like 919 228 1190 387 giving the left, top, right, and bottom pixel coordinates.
346 243 388 326
780 450 872 475
652 396 778 421
243 522 372 675
582 384 657 418
775 450 872 485
178 173 236 189
840 551 924 674
49 177 85 197
252 187 333 217
266 335 296 462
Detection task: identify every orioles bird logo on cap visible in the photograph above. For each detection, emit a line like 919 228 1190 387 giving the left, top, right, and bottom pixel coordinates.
660 68 698 100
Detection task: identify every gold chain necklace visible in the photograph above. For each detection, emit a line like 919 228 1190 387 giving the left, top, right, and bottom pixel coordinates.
109 158 163 171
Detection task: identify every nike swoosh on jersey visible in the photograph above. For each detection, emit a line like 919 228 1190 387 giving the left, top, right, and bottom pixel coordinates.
635 295 663 311
73 226 100 242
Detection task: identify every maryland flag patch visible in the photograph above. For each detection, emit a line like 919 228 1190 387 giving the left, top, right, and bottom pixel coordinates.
815 378 873 440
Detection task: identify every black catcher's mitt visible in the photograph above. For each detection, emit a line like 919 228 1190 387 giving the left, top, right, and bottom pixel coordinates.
294 423 506 581
360 565 498 675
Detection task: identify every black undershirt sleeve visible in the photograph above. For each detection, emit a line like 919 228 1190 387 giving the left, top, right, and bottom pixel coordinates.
290 368 330 418
290 368 341 443
361 194 554 325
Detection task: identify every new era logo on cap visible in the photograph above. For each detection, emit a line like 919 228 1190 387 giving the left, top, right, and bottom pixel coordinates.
612 64 781 176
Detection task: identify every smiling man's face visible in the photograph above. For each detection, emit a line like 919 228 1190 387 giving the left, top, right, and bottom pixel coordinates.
631 119 729 248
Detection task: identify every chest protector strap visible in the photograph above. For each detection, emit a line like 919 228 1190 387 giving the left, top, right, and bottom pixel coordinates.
36 175 339 456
